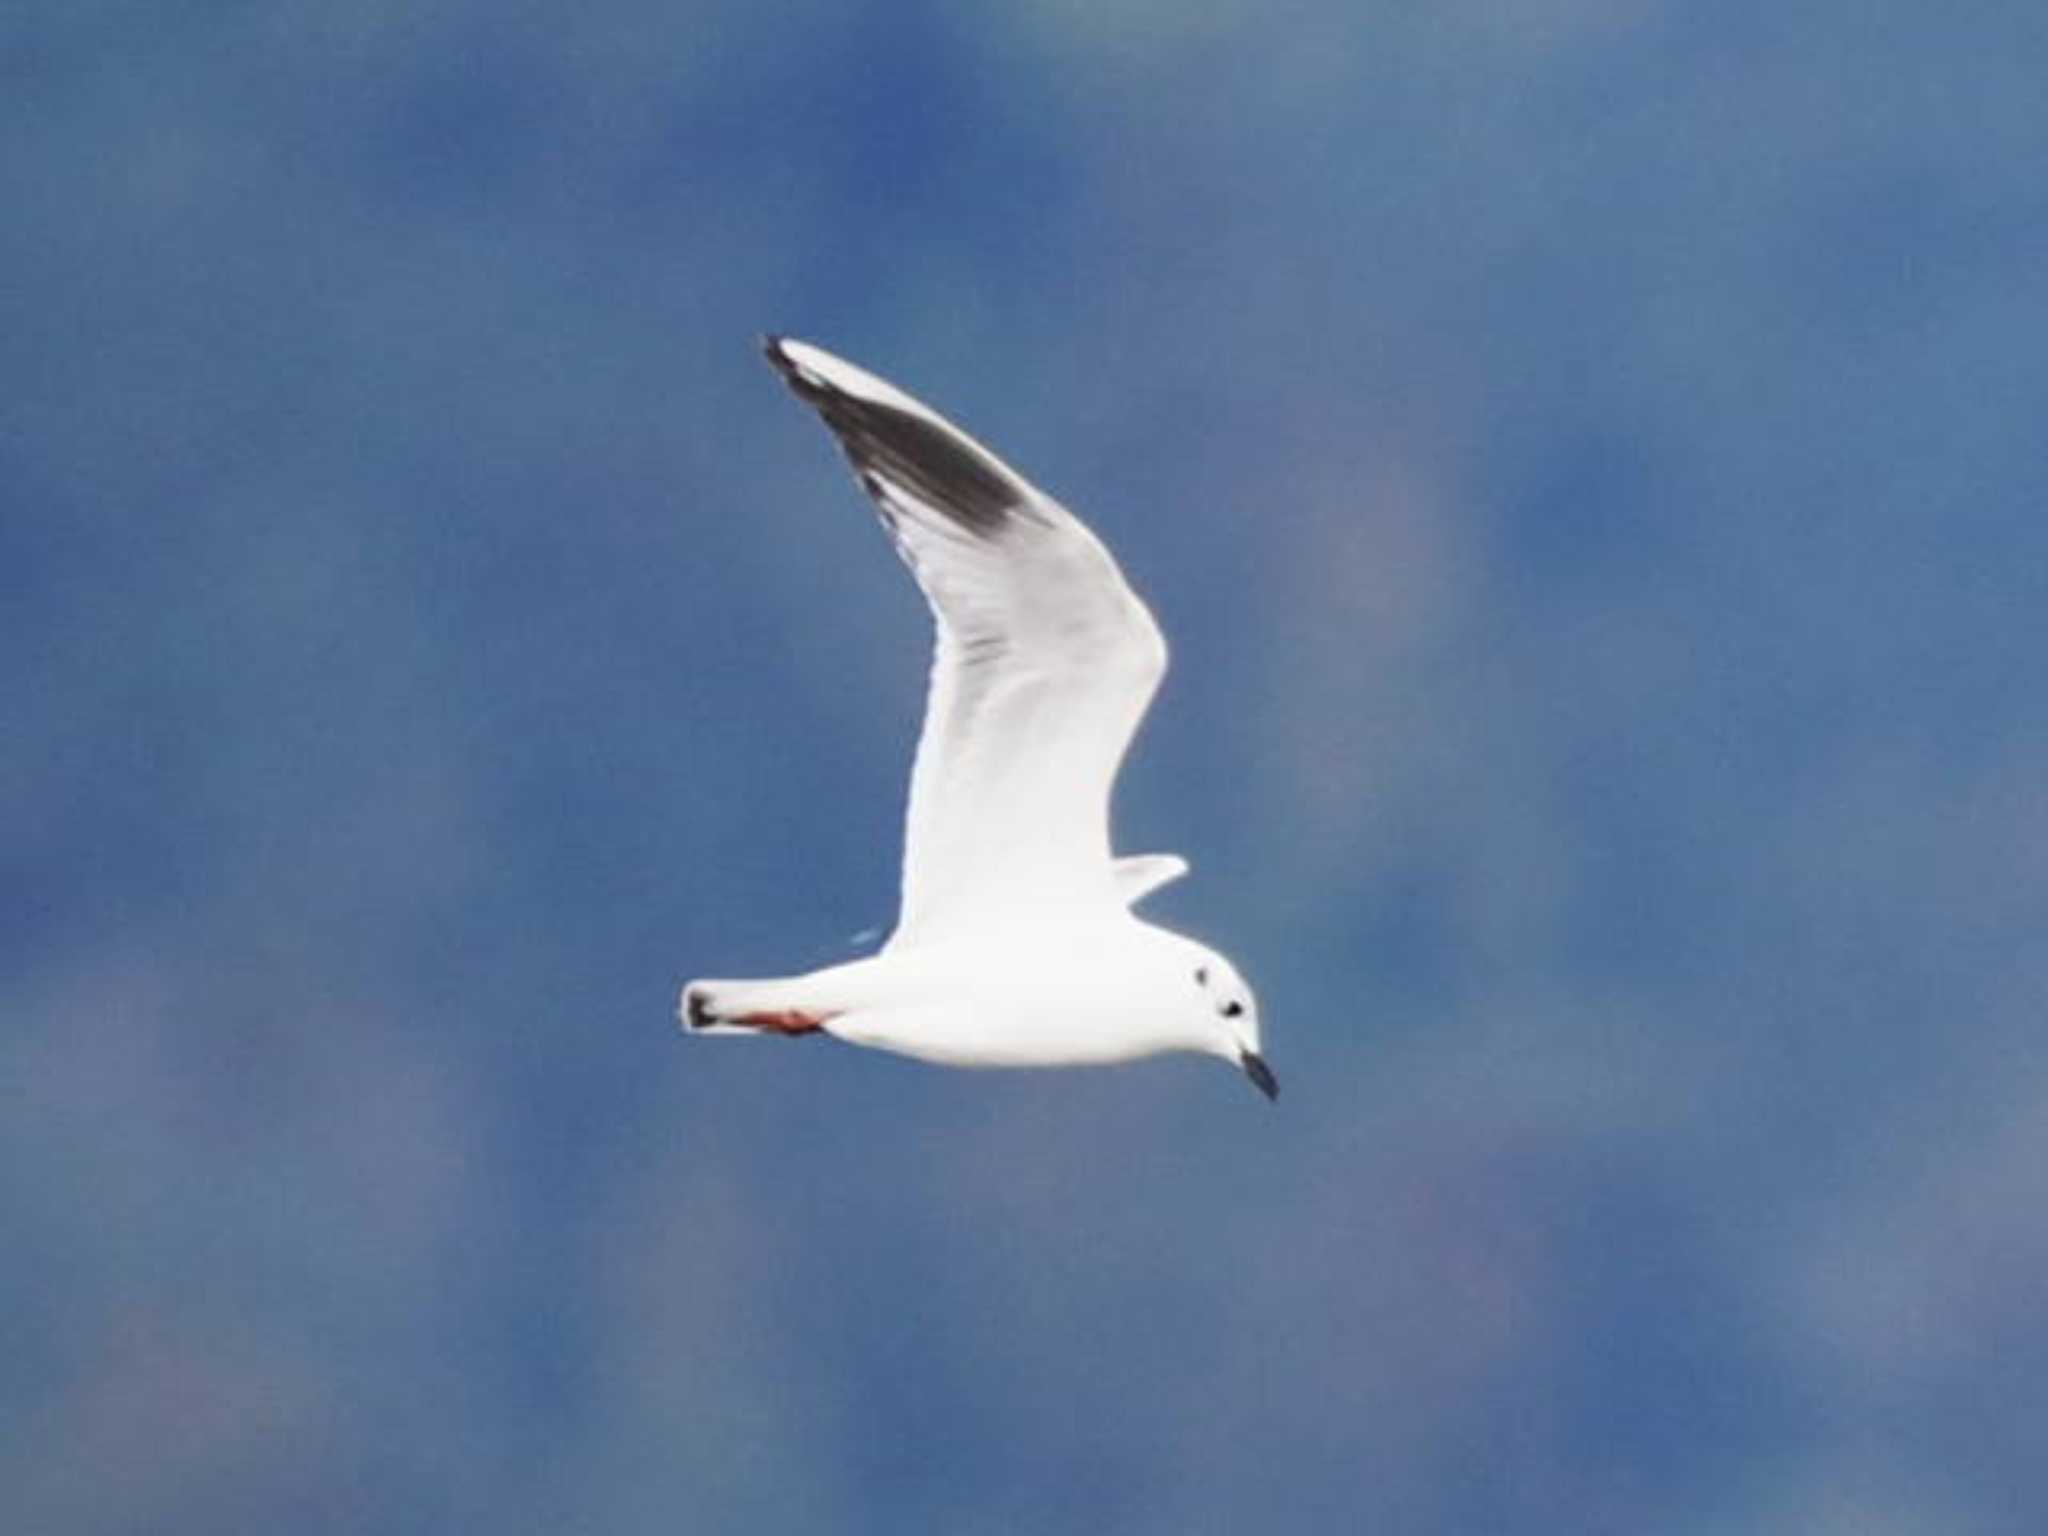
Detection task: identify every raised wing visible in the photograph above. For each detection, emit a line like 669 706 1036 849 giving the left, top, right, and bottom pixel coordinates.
763 337 1168 944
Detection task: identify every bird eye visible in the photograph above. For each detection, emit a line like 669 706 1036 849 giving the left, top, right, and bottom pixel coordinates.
1194 967 1210 987
1221 999 1244 1019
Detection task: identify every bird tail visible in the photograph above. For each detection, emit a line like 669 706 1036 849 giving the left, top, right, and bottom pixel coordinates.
679 976 833 1037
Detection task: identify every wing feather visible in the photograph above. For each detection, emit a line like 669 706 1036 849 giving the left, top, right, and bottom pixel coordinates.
763 337 1168 943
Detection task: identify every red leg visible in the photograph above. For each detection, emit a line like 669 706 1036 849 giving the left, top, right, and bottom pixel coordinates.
732 1008 832 1036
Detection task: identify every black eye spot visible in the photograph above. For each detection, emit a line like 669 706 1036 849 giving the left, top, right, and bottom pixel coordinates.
1194 967 1210 987
1221 999 1245 1019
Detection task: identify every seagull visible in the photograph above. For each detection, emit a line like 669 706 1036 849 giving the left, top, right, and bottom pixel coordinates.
680 338 1274 1100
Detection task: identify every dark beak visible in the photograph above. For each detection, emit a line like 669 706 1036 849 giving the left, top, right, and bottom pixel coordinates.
1239 1050 1279 1102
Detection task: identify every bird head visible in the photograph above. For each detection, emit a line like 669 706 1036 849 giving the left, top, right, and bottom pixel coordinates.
1169 936 1274 1101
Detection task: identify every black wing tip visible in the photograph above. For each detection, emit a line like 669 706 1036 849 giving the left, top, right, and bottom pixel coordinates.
761 333 834 407
760 332 800 382
757 337 1024 537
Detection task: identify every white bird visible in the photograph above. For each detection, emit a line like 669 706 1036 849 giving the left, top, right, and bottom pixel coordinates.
680 338 1274 1100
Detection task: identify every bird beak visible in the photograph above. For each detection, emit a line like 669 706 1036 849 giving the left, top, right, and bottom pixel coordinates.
1239 1050 1279 1102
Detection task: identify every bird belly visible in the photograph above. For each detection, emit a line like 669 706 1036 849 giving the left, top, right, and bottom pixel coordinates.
824 1000 1177 1068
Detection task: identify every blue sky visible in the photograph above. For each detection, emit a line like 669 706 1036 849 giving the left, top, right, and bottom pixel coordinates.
7 3 2047 1531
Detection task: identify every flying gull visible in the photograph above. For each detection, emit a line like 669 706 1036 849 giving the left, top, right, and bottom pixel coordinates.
681 338 1273 1100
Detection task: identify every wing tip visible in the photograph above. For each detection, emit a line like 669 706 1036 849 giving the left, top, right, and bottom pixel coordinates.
1113 852 1191 906
761 332 805 385
763 334 848 413
757 336 1027 537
